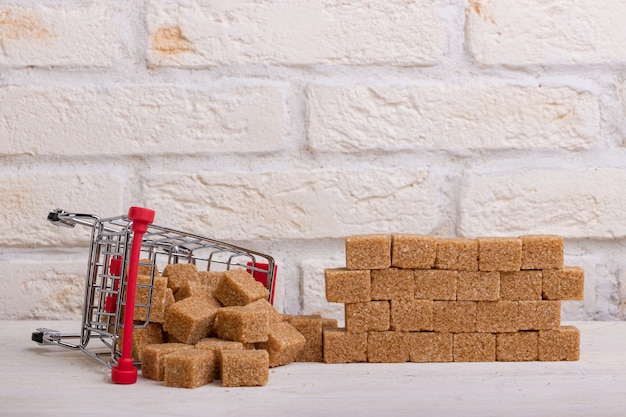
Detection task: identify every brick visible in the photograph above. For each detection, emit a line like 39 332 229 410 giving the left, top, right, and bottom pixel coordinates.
0 86 285 156
325 269 371 304
0 172 123 247
538 326 581 361
476 301 519 333
543 267 585 300
453 333 496 362
345 234 391 270
457 271 500 301
466 0 626 66
391 234 437 269
145 168 438 241
323 328 367 364
520 235 564 270
518 301 561 331
414 270 457 301
477 237 522 272
345 302 390 333
390 300 433 332
371 268 415 301
407 332 453 363
307 85 598 153
496 332 538 362
433 301 476 333
500 271 543 301
367 332 409 363
460 169 626 239
0 4 116 68
435 238 479 271
146 0 444 67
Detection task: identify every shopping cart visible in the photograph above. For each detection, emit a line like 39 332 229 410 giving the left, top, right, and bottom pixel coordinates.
31 206 277 384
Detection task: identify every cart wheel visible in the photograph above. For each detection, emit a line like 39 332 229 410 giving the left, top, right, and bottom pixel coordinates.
31 331 44 344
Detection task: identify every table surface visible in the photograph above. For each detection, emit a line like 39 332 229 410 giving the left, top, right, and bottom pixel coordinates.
1 320 625 417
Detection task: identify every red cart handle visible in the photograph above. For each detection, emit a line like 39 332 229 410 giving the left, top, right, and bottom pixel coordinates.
111 206 155 385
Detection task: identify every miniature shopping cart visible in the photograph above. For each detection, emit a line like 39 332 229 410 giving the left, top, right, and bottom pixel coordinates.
32 207 276 384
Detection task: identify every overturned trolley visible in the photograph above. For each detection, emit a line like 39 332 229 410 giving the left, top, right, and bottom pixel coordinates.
32 207 276 384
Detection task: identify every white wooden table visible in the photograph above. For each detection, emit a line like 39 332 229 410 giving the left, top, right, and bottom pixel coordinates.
1 320 625 417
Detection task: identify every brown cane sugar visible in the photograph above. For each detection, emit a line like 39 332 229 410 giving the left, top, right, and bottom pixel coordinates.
367 331 409 363
324 268 371 303
538 326 580 361
134 274 169 323
345 234 391 270
130 322 163 361
520 235 564 270
246 298 284 325
414 269 457 300
322 328 367 364
433 301 476 333
453 333 496 362
162 263 199 294
371 268 415 301
214 305 270 343
256 321 306 367
137 258 159 276
287 315 324 362
164 348 216 388
434 238 478 271
197 271 225 293
457 271 500 301
542 267 585 300
476 301 519 333
496 331 538 361
214 268 270 306
162 296 219 344
345 301 390 333
140 343 193 381
500 270 542 301
407 332 453 363
391 234 437 269
195 337 244 379
220 349 270 387
518 300 560 330
390 300 434 332
477 237 522 272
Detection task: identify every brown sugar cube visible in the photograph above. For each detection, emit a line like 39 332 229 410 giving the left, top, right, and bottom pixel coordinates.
367 331 409 363
414 270 457 301
434 238 478 271
538 325 580 361
520 235 564 270
542 267 584 300
162 263 199 294
390 300 433 332
164 348 216 389
214 268 270 306
214 305 270 343
407 332 453 363
288 315 324 362
345 301 390 333
325 268 371 303
175 280 208 302
322 317 339 329
140 343 192 381
457 271 500 301
133 274 169 323
130 322 163 361
137 258 159 277
496 332 538 361
345 234 391 270
246 298 284 325
256 322 306 367
476 301 519 333
518 300 561 330
323 328 367 363
391 234 437 269
453 333 496 362
433 301 476 333
220 349 269 387
500 270 542 301
477 237 522 272
195 337 244 379
163 296 219 344
197 271 225 293
371 268 415 301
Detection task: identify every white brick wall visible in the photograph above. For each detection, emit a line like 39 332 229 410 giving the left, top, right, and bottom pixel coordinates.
1 0 624 321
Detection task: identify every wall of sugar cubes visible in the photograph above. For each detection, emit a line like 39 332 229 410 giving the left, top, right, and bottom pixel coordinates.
2 0 626 322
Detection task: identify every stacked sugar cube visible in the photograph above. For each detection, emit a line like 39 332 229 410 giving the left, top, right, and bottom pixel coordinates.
323 234 583 363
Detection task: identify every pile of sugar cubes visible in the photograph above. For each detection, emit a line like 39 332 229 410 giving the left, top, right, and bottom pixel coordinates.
323 234 583 363
129 264 337 389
